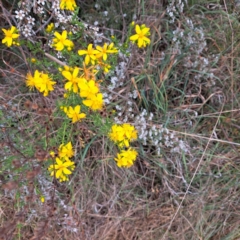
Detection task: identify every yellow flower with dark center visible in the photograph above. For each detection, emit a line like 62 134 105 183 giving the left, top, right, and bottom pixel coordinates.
114 148 138 168
130 24 151 48
2 26 20 47
83 93 104 110
78 44 99 65
60 0 77 11
63 105 86 123
52 30 74 51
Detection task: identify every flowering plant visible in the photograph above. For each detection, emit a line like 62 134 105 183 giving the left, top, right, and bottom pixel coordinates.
1 0 152 180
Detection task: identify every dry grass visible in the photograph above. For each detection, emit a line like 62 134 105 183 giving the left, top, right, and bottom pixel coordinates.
1 0 240 239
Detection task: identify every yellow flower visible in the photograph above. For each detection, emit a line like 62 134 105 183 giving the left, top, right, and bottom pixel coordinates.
58 142 74 159
48 157 75 182
109 124 125 143
40 196 45 203
46 23 54 33
38 72 56 96
60 0 77 11
25 71 37 90
31 58 36 63
62 67 85 93
83 93 104 110
130 24 151 48
52 30 74 51
96 59 111 73
79 63 97 80
114 148 138 168
96 43 118 61
2 26 20 47
79 79 99 98
26 70 56 96
64 105 86 123
50 151 56 157
78 44 99 65
122 123 138 141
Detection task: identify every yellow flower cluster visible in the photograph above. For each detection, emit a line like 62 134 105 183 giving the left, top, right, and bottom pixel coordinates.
2 26 20 47
115 148 138 168
48 142 75 182
61 66 104 111
60 0 77 11
130 24 151 48
25 70 56 96
109 123 138 167
78 43 118 73
109 123 138 148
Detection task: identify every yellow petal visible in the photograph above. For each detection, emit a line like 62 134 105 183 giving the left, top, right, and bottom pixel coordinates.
74 105 80 113
78 50 87 55
63 168 72 175
135 25 141 34
130 34 139 41
62 71 72 81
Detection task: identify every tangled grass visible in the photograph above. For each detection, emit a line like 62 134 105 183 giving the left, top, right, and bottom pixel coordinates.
1 0 240 239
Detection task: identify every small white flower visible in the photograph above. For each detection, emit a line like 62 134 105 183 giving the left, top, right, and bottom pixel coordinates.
104 98 110 104
103 11 108 16
132 90 138 99
123 116 128 122
15 10 26 20
27 16 35 25
37 0 45 5
57 52 63 59
37 7 44 14
148 130 152 138
95 32 103 43
52 1 60 10
148 112 153 121
115 105 122 111
22 26 32 37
